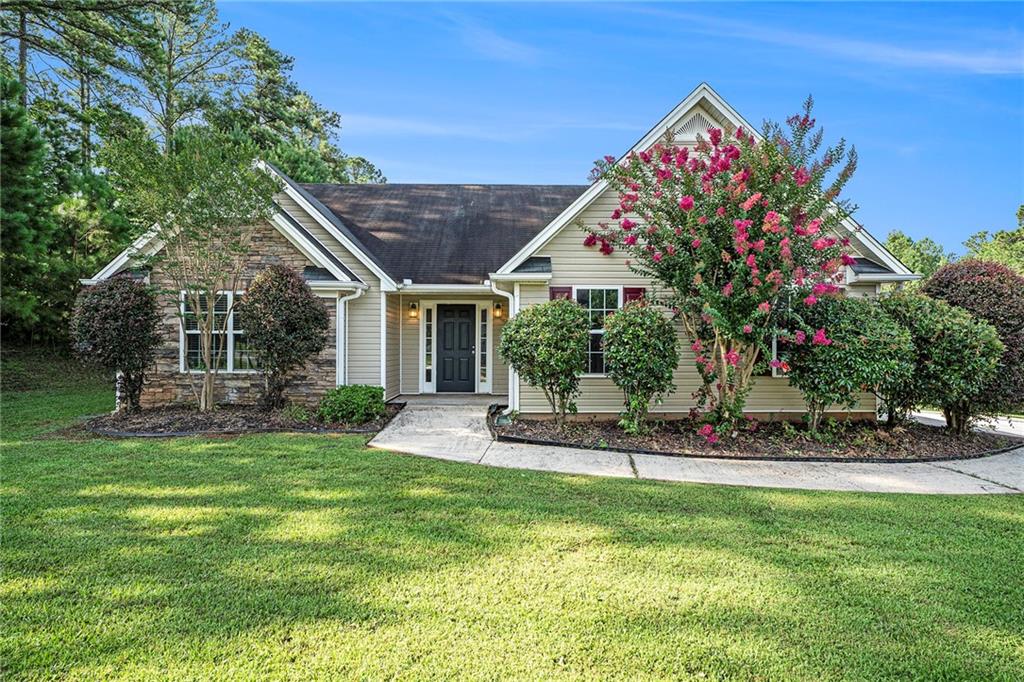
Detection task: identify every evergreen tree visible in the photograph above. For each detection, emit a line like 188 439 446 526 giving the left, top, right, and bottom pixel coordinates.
883 229 953 282
1 76 56 338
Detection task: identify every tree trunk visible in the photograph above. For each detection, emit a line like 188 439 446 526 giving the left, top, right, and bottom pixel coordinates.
17 11 28 104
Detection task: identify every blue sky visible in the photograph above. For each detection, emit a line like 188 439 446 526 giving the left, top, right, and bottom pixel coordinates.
218 2 1023 254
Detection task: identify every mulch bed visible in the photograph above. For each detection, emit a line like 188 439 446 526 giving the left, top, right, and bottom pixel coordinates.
85 403 403 437
493 417 1022 462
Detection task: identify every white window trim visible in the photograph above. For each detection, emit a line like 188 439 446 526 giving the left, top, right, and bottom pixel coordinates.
178 290 258 374
416 300 495 394
571 285 624 378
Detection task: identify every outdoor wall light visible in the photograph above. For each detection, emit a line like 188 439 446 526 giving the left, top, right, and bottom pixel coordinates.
494 302 503 318
409 302 419 319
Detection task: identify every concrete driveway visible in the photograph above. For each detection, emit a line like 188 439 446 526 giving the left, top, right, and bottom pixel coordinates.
370 402 1023 494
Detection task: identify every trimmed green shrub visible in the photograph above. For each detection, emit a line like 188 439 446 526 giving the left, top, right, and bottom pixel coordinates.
786 296 914 432
922 260 1024 414
498 298 589 425
317 385 386 424
71 276 160 414
235 265 330 409
602 300 679 434
880 293 1003 434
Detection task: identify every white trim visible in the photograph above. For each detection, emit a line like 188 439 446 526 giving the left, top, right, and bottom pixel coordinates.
260 161 398 291
487 272 552 283
572 285 624 377
380 294 387 388
178 290 257 374
90 226 163 281
477 302 493 394
400 283 494 294
308 281 367 293
416 300 496 395
495 82 914 279
268 213 352 282
850 272 921 283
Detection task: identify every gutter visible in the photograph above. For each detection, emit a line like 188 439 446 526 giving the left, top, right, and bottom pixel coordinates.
489 278 517 414
337 287 365 385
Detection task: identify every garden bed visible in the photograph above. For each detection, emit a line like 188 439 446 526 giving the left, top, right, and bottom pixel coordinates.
493 417 1021 462
86 403 403 437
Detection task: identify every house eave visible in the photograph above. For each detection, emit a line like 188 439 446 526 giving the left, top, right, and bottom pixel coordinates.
487 272 552 282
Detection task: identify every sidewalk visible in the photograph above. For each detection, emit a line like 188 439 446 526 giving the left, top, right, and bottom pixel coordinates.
370 404 1023 495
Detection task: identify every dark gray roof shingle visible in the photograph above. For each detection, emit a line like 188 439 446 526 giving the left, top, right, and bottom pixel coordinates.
300 184 586 284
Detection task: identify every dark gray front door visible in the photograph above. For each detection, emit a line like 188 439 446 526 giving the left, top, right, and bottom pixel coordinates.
437 305 475 392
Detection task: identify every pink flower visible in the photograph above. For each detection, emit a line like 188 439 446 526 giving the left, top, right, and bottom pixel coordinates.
708 128 722 146
698 424 714 437
678 195 695 211
841 253 857 266
725 350 740 366
624 234 637 246
812 238 830 251
610 209 621 220
620 218 636 231
813 283 839 296
746 254 757 268
812 328 832 346
794 330 807 345
722 282 734 297
769 359 783 369
743 324 753 334
741 192 763 211
758 301 771 313
583 234 597 247
666 244 676 256
652 251 663 262
794 167 811 186
706 434 719 444
804 294 817 306
805 219 822 235
716 206 727 217
691 238 701 249
599 241 614 255
697 216 708 225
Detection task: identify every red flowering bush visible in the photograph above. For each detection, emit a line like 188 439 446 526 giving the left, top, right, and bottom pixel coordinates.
785 296 914 432
588 98 859 435
922 260 1024 415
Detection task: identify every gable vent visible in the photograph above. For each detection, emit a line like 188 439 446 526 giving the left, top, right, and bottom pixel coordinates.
674 112 716 140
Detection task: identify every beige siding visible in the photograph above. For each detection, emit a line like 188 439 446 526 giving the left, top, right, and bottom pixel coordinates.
277 193 383 386
395 294 509 396
386 295 401 398
516 186 875 417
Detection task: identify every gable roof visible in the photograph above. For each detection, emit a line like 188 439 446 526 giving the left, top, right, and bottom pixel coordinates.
299 183 585 285
495 82 917 279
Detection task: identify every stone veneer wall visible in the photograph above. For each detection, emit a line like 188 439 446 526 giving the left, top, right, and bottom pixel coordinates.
140 223 338 408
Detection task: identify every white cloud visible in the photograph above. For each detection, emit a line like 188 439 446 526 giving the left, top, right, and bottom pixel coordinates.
441 12 543 65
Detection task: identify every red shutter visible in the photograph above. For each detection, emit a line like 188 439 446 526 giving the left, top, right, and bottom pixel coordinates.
623 287 646 304
549 286 572 301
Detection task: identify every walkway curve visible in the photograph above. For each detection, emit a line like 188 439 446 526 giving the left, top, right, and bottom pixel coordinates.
369 403 1023 495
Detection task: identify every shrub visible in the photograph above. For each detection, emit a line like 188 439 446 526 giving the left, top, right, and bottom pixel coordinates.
922 260 1024 415
498 298 589 425
879 293 1003 434
70 276 160 414
235 265 330 409
785 296 914 432
602 300 679 434
317 385 386 424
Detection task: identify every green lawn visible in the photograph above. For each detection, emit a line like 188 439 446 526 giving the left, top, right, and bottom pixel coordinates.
2 372 1023 680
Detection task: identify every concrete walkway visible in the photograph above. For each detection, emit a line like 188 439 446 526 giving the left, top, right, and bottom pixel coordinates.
370 404 1024 495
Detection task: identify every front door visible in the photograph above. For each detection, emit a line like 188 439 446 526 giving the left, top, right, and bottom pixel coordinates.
437 305 476 392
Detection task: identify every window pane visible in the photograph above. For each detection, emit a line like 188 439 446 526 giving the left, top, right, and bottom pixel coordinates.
425 308 433 383
186 334 226 370
605 289 618 309
575 289 589 307
233 333 259 370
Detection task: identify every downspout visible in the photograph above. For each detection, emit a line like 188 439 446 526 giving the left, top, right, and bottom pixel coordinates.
489 279 517 412
337 288 364 385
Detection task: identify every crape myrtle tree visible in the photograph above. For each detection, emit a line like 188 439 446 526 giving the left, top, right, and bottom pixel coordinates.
586 98 859 438
104 126 280 412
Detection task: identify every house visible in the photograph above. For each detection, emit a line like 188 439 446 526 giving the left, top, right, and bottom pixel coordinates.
86 83 917 418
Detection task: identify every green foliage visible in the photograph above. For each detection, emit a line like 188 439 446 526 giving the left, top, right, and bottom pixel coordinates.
499 298 590 424
104 126 281 411
963 216 1024 275
0 76 56 337
282 402 311 424
786 297 914 433
922 259 1024 415
602 301 679 434
883 229 954 283
317 385 386 424
70 276 160 413
879 293 1003 434
235 266 330 409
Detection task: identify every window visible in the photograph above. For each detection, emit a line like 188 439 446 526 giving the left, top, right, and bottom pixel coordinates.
181 291 257 373
424 307 433 383
479 308 488 382
755 334 791 378
575 287 620 374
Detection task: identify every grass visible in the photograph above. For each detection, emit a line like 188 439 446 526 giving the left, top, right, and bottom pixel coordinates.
2 367 1023 680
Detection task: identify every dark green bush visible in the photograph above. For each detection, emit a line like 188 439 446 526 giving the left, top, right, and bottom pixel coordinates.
922 260 1024 415
317 385 386 424
602 300 678 434
879 292 1003 434
786 296 914 432
70 276 160 414
498 298 590 425
235 265 330 409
